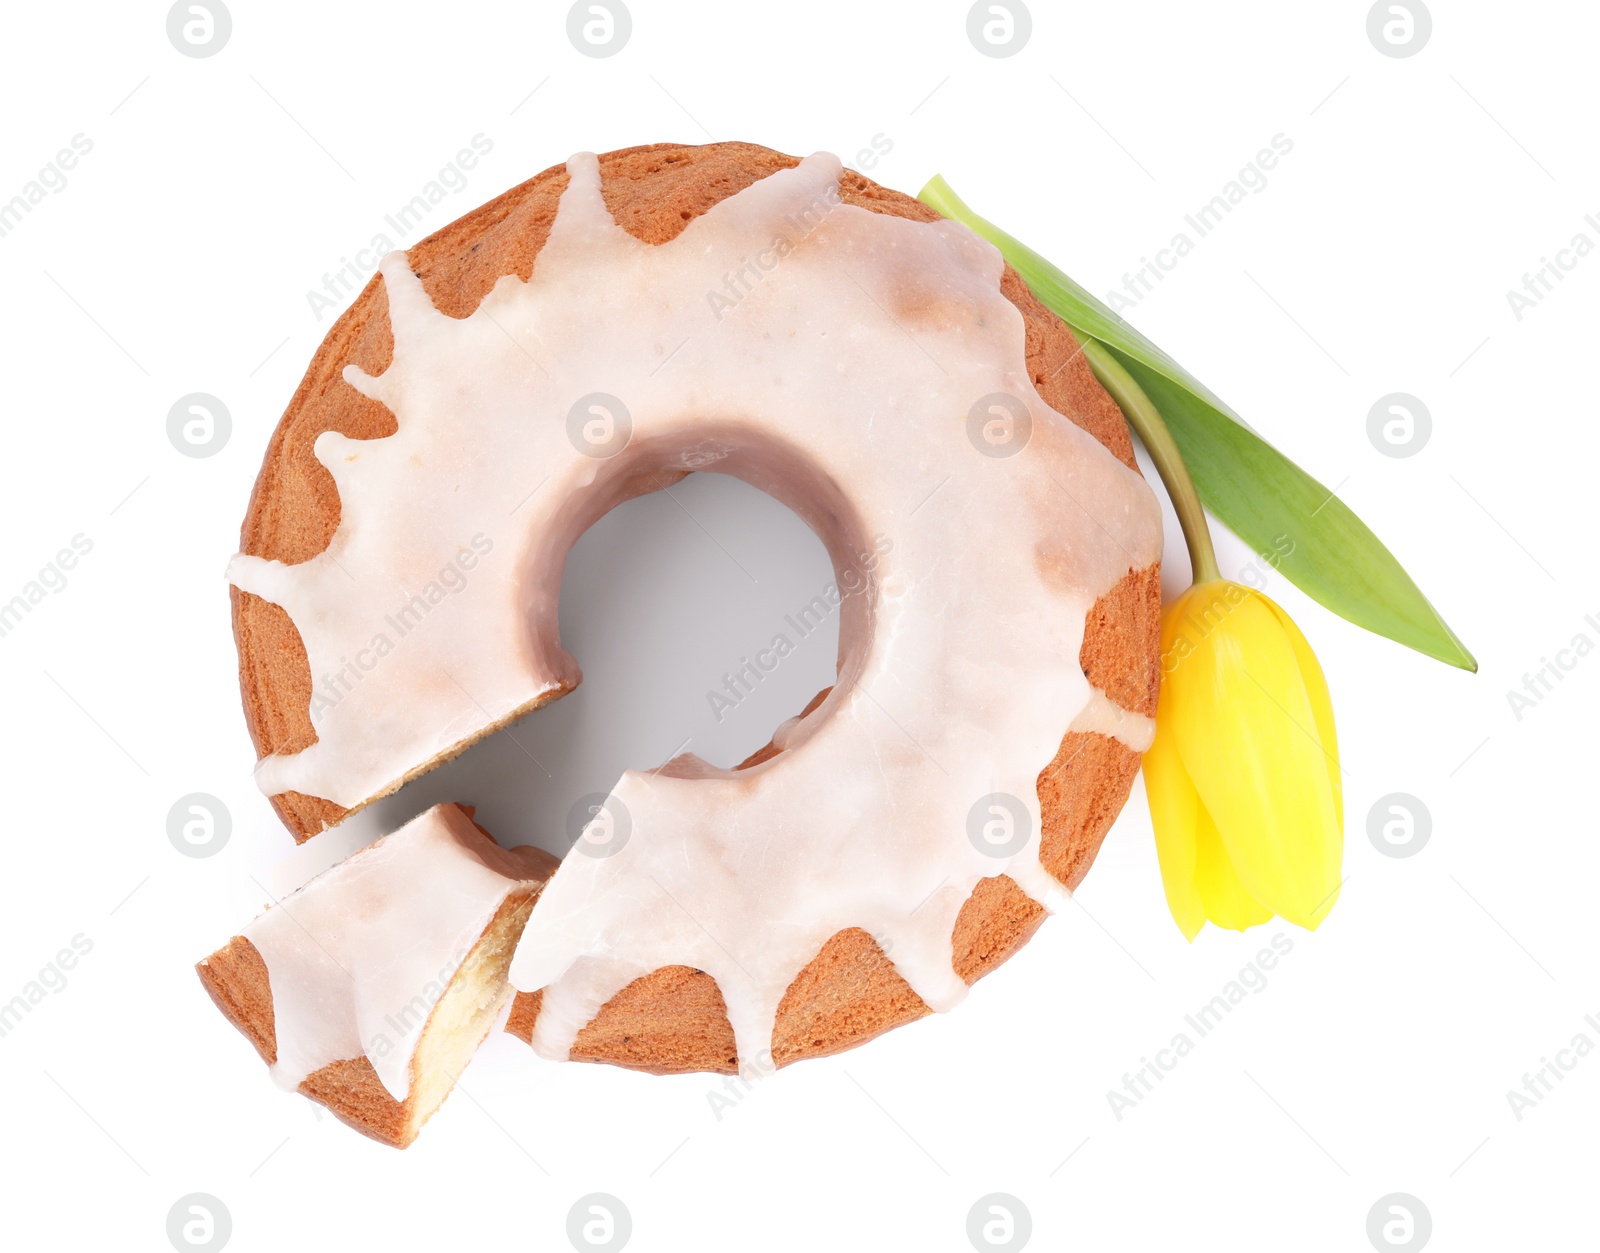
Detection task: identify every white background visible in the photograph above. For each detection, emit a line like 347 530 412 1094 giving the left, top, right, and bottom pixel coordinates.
0 1 1595 1250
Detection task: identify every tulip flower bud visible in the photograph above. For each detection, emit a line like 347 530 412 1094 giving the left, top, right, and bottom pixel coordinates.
1142 581 1343 940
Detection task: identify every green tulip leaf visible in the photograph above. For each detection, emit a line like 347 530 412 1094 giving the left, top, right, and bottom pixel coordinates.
918 174 1476 673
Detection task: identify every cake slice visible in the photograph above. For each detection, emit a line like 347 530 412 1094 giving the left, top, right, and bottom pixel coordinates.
197 803 558 1148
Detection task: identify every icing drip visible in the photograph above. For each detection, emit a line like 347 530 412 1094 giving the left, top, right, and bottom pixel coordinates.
230 151 1162 1068
1071 686 1157 754
242 804 555 1100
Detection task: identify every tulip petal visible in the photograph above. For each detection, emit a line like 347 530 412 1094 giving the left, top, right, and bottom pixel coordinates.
1260 594 1343 829
1192 798 1275 932
1164 585 1343 932
1140 705 1207 941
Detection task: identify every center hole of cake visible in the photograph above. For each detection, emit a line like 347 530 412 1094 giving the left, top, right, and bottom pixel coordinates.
350 471 848 861
559 470 844 774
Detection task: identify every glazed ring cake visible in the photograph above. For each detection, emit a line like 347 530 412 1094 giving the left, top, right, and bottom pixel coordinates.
196 804 558 1147
228 141 1162 1077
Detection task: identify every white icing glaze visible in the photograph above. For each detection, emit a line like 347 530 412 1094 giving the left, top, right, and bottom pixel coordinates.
230 151 1162 1068
1070 686 1157 754
242 804 554 1100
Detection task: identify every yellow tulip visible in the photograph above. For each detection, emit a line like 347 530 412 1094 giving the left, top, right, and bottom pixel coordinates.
1072 340 1345 941
1142 581 1344 940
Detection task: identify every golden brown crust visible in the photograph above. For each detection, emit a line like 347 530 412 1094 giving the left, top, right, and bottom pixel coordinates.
1080 564 1162 718
196 935 278 1066
296 1054 412 1148
573 966 740 1073
771 928 928 1067
236 141 1160 1076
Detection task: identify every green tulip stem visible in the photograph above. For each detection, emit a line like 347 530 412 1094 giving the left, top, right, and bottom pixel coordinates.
1080 338 1220 586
